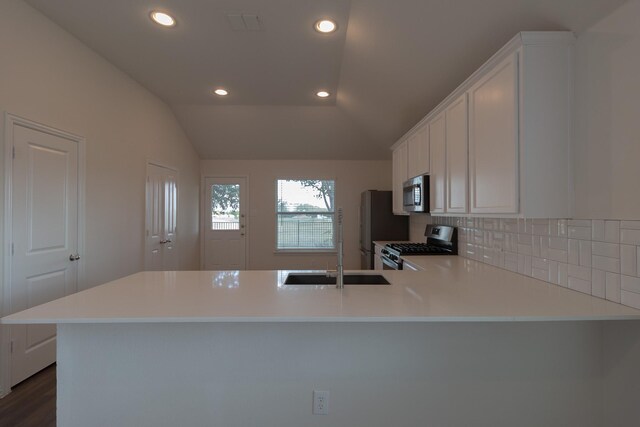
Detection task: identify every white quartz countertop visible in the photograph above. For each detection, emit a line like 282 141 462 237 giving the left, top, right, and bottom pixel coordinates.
3 257 640 324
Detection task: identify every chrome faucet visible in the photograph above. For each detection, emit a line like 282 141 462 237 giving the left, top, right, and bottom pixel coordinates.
325 207 344 288
336 207 344 289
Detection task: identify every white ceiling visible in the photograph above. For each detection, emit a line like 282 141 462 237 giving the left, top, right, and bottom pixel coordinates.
26 0 629 160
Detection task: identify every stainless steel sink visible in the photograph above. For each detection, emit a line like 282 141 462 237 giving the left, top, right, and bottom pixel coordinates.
284 273 390 285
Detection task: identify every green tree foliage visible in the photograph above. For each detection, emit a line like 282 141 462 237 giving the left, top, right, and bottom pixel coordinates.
299 180 334 211
212 184 239 217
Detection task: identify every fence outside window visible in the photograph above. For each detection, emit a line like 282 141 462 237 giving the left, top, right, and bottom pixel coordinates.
277 215 334 249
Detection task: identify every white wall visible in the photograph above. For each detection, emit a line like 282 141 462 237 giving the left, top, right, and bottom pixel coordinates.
0 0 201 346
201 160 391 270
573 0 640 219
0 2 201 390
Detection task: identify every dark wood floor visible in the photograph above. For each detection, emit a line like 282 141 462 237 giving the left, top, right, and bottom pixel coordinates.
0 364 56 427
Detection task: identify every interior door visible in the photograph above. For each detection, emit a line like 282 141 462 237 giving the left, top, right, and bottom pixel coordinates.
203 177 247 270
145 163 178 271
9 124 79 386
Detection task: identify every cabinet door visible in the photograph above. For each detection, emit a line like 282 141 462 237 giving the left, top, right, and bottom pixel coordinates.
407 125 429 178
468 53 519 214
445 94 468 214
429 113 446 214
392 142 408 214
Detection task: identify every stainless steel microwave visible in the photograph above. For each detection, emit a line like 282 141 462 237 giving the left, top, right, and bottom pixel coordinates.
402 175 429 213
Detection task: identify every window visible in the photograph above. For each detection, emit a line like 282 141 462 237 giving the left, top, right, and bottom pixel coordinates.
276 179 335 250
211 184 240 230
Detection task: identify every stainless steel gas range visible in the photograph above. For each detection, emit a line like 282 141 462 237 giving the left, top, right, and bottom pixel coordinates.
380 225 457 270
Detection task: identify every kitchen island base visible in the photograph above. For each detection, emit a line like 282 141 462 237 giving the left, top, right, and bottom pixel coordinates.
57 321 640 427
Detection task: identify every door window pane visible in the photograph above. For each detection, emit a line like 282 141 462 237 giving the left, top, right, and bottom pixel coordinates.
211 184 240 230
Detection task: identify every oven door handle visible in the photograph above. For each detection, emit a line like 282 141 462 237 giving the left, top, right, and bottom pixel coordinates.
382 256 401 270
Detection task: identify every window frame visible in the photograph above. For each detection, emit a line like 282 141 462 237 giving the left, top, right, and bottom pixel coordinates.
274 178 337 253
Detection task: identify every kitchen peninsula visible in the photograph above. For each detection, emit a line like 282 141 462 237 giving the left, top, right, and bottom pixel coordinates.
3 257 640 427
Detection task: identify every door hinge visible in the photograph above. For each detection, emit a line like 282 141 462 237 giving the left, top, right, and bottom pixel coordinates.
10 340 14 353
11 242 14 256
12 146 15 159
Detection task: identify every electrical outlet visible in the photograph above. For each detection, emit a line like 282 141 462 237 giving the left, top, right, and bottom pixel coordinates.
313 390 329 415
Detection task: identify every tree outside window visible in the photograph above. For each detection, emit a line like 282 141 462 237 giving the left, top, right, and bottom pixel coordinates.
276 179 335 250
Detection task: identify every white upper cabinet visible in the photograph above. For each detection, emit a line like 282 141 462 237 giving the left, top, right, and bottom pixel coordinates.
407 124 429 179
445 93 468 214
391 31 575 218
392 140 408 215
468 52 518 214
429 113 446 214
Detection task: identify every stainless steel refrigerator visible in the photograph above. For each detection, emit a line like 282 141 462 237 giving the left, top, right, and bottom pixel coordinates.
359 190 409 269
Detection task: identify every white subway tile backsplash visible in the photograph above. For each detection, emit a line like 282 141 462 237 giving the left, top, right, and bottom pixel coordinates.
620 220 640 230
604 221 620 243
592 220 605 242
568 220 592 227
501 219 518 233
548 237 568 250
557 219 568 237
531 219 550 236
593 220 618 243
579 241 592 267
518 254 532 276
429 217 638 311
592 269 606 298
569 239 591 267
621 275 640 294
621 290 640 309
568 264 591 281
484 218 499 231
620 245 637 276
542 238 568 263
620 229 640 245
518 218 530 234
568 240 579 265
568 225 592 240
532 236 542 257
592 241 620 258
592 255 620 273
464 242 475 258
558 263 568 287
569 277 592 295
548 261 559 285
504 252 518 272
517 233 533 255
532 257 549 270
605 273 621 303
504 233 517 253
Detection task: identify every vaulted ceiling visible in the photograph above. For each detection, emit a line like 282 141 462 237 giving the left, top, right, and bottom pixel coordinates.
26 0 629 160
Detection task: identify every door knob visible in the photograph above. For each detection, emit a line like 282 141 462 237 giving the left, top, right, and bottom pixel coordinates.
69 254 80 261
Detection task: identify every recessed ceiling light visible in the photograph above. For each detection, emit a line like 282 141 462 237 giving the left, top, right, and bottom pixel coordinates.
316 91 330 98
314 19 337 33
150 11 176 27
213 89 229 96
